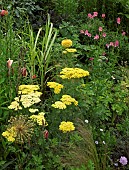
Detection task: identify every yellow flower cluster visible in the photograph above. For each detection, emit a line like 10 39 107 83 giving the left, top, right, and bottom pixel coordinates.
52 95 78 109
60 95 78 106
65 48 77 53
8 101 22 111
29 108 39 113
51 101 66 109
47 82 64 94
61 39 72 48
18 85 40 94
30 112 48 126
8 85 42 110
59 121 75 133
2 115 34 143
60 68 90 79
2 127 16 142
19 92 41 108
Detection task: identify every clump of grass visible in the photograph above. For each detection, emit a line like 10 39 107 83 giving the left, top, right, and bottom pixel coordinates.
60 119 100 170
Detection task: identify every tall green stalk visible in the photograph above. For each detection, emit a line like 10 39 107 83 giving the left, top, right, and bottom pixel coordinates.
26 14 57 97
37 14 57 95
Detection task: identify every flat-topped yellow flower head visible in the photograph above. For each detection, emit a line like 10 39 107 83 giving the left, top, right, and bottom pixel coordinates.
61 39 72 48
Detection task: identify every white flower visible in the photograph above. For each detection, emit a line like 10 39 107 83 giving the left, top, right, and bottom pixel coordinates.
100 129 103 132
85 119 89 123
102 141 106 144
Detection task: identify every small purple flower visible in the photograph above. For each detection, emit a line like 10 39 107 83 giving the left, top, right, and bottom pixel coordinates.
95 141 99 144
119 156 128 165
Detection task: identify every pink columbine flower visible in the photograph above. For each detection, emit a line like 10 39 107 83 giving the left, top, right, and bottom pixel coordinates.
106 44 110 48
93 12 98 17
99 27 103 32
84 30 89 35
117 17 121 24
102 32 106 37
94 34 99 40
102 14 105 18
7 58 13 69
114 40 119 47
110 42 114 46
88 13 93 19
87 33 91 37
80 30 85 34
119 156 128 165
122 31 126 36
89 57 94 61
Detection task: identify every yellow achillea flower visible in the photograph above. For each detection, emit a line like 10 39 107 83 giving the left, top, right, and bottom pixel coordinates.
61 39 72 48
59 121 75 133
8 85 42 110
8 101 22 110
29 108 39 113
14 92 42 108
66 48 77 53
18 85 40 94
52 101 66 109
47 82 64 94
2 115 34 143
60 95 78 106
62 50 67 54
2 127 16 142
30 112 48 126
21 93 41 108
60 68 90 79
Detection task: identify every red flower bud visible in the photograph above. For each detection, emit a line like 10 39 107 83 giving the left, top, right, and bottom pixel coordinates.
7 58 13 69
21 67 28 77
0 10 8 16
32 74 37 79
44 130 49 139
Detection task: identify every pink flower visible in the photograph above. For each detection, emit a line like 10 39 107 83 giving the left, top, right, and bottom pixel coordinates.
87 33 91 37
21 67 28 77
106 44 110 48
99 27 103 32
88 13 93 19
119 156 128 165
80 30 84 34
0 10 8 16
102 52 106 56
117 17 121 24
114 40 119 47
84 30 89 35
32 75 37 79
44 130 49 139
110 42 114 46
102 32 106 37
93 12 98 17
89 57 94 61
102 14 105 18
94 34 99 40
7 58 13 69
122 31 126 36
